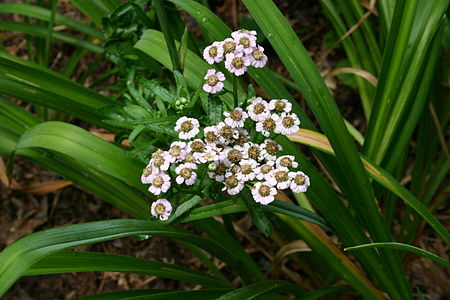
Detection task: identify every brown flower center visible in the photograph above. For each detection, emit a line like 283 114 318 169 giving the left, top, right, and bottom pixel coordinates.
142 166 153 177
223 41 236 54
155 203 166 215
154 156 165 167
232 57 244 68
230 109 243 121
190 140 205 152
239 37 251 48
221 125 234 139
205 131 217 143
207 75 219 86
170 145 181 157
225 175 239 188
180 121 193 132
252 49 263 60
253 103 265 114
274 100 286 111
248 146 260 160
260 164 273 174
152 176 164 188
235 132 248 145
275 171 289 182
266 142 279 155
227 149 242 163
279 157 292 167
295 174 305 185
241 164 252 175
263 118 276 131
259 185 271 197
184 153 196 163
208 46 218 57
180 168 192 179
282 117 295 128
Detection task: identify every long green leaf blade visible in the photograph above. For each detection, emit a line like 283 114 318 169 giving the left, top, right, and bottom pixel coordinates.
0 219 244 297
27 251 228 287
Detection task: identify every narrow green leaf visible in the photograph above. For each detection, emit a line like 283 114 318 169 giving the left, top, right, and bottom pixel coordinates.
241 188 274 237
345 242 450 270
69 0 120 27
217 280 303 300
0 52 114 127
27 250 227 287
0 219 245 297
75 289 231 300
0 3 104 40
15 122 144 191
241 2 410 298
0 21 103 53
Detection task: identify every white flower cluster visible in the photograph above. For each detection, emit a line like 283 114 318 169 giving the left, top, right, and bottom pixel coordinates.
143 97 310 219
202 29 268 94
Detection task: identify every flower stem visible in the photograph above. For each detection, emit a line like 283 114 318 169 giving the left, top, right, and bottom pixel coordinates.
154 0 180 72
233 75 238 108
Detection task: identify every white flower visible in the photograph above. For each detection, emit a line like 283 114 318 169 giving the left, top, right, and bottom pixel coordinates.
289 171 310 193
217 121 239 144
165 141 187 163
203 41 224 64
242 142 262 161
268 99 292 113
260 139 282 161
141 164 157 184
275 112 300 135
175 162 198 186
222 172 244 195
221 38 237 55
222 145 244 165
231 29 257 39
224 107 248 128
236 159 257 181
225 52 251 76
234 32 257 54
254 160 275 180
197 144 221 163
203 69 225 94
247 97 271 121
149 153 171 171
250 46 267 68
252 181 277 205
148 172 171 195
267 167 291 190
204 126 220 145
151 199 172 221
276 155 298 169
256 113 280 137
174 117 200 140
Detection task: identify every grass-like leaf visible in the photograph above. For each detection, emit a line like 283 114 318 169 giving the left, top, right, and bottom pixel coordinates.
0 219 246 297
345 242 450 270
27 251 228 287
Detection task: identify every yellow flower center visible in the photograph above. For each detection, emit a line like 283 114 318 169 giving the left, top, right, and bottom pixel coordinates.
155 203 166 215
207 75 219 86
208 46 218 57
152 176 164 188
232 57 244 68
252 49 263 60
259 185 271 197
180 121 193 132
223 41 236 54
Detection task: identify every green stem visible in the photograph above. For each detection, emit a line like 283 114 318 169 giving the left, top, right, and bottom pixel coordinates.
233 75 238 108
153 0 180 72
